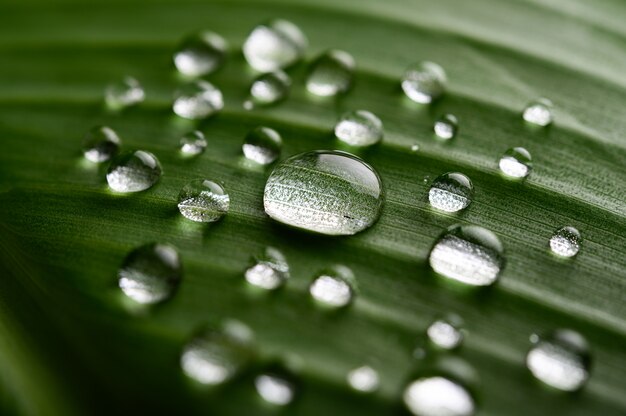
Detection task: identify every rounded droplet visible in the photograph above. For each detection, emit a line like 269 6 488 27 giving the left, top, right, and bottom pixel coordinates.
523 98 553 126
309 266 354 308
177 179 230 222
429 224 505 286
306 50 355 96
82 125 121 162
245 70 291 109
427 316 464 350
243 19 307 72
179 130 207 156
245 247 290 290
173 81 223 119
403 376 475 416
263 150 384 235
118 243 181 304
243 127 282 165
526 329 591 391
334 110 383 147
255 373 295 406
434 114 458 140
428 172 473 213
499 147 532 179
347 366 379 393
107 150 162 193
401 62 447 104
549 226 581 258
105 76 145 110
174 31 227 77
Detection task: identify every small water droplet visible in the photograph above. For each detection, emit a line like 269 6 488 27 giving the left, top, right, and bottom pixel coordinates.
401 62 447 104
523 98 553 126
549 226 581 258
82 125 121 162
411 143 420 152
499 147 532 179
105 76 145 110
243 127 282 165
174 31 227 77
334 110 383 147
118 243 181 304
173 81 223 119
107 150 162 193
309 266 354 308
526 329 591 391
428 172 473 213
347 365 379 393
177 179 230 222
263 150 384 235
255 373 295 406
306 50 355 97
427 316 464 350
243 19 307 72
245 247 290 290
403 376 475 416
179 130 207 156
246 70 291 108
429 224 505 286
434 114 458 140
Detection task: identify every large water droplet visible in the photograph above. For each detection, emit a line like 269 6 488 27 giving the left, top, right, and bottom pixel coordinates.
263 150 384 235
179 130 207 156
306 50 355 97
82 125 121 162
526 329 590 391
243 19 307 72
118 243 181 304
174 31 227 77
401 62 447 104
245 247 290 290
499 147 532 179
245 70 291 109
549 226 581 258
427 316 464 350
255 373 295 406
107 150 162 193
309 266 355 308
347 365 379 393
403 376 475 416
243 127 282 165
105 76 145 110
334 110 383 147
177 179 230 222
429 224 505 286
434 114 458 140
428 172 473 213
523 98 553 126
173 81 223 119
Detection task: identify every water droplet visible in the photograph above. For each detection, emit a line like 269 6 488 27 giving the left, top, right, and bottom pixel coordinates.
179 130 207 156
411 143 420 152
499 147 532 179
173 80 223 119
523 98 553 126
306 50 355 97
429 224 505 286
105 76 145 110
434 114 458 140
401 62 447 104
403 376 475 416
428 172 473 213
427 317 464 350
82 125 121 162
245 247 290 290
347 365 379 393
107 150 162 193
309 266 354 308
177 179 230 222
526 329 591 391
263 150 384 235
255 373 295 406
174 31 227 77
549 226 581 258
334 110 383 147
118 243 181 304
245 70 291 109
243 127 282 165
243 19 307 72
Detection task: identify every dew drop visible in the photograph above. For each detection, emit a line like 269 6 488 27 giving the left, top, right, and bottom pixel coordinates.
549 226 581 258
107 150 162 193
177 179 230 222
347 365 379 393
427 316 464 350
255 373 295 406
118 243 181 304
243 127 282 165
245 247 290 290
526 329 591 391
428 172 473 213
105 76 145 110
434 114 458 140
173 80 223 119
243 19 307 72
523 98 553 126
82 125 121 162
429 224 505 286
401 62 447 104
174 31 227 77
411 143 420 152
263 150 384 235
246 70 291 109
306 50 355 97
403 376 475 416
334 110 383 147
309 266 355 308
179 130 207 156
499 147 532 179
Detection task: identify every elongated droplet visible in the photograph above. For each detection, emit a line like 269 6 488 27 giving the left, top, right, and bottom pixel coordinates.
173 81 223 119
427 316 464 350
306 50 355 96
334 110 383 147
347 366 379 393
526 329 591 391
429 224 505 286
255 373 295 406
245 70 291 109
401 62 446 104
118 243 181 304
243 127 282 165
174 31 227 77
434 114 458 140
105 76 145 110
179 130 207 156
310 266 355 308
245 247 290 290
499 147 532 179
549 226 581 258
107 150 162 193
263 150 384 235
82 125 121 162
243 19 307 72
178 179 230 222
523 98 553 126
403 377 475 416
429 172 473 213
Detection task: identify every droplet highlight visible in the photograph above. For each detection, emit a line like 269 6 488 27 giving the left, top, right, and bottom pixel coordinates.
334 110 383 147
82 125 121 162
523 98 553 126
309 266 354 308
174 31 227 77
179 130 207 156
347 366 379 393
428 172 473 213
177 179 230 222
401 62 447 104
403 376 475 416
499 147 532 179
173 81 223 119
243 19 307 72
255 373 295 406
434 114 458 140
245 247 290 290
245 70 291 109
549 226 581 258
306 50 355 97
105 76 145 110
243 127 282 165
107 150 162 193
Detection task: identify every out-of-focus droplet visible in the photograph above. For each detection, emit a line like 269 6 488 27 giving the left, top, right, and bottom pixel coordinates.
82 125 121 162
347 365 379 393
242 127 282 165
174 31 227 77
243 19 307 72
245 70 291 109
245 247 290 290
427 316 464 350
403 376 475 416
434 114 458 140
173 81 223 119
306 50 355 97
309 266 355 308
105 76 145 110
401 62 446 104
255 373 295 406
334 110 383 147
179 130 207 156
523 98 553 126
